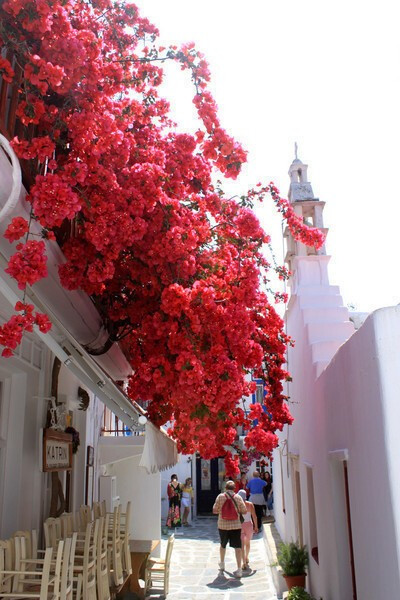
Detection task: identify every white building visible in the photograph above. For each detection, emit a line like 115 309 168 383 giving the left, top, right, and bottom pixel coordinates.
273 155 400 599
0 134 177 545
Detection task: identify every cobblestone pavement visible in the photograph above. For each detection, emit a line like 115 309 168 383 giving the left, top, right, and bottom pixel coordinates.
146 516 278 600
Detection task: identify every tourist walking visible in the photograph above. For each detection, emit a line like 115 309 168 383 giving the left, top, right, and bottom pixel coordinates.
237 489 258 570
213 479 247 578
181 477 194 526
247 470 267 530
166 474 182 528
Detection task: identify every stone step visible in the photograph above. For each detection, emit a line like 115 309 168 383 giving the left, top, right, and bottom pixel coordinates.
296 284 340 296
306 320 355 344
302 306 350 324
299 294 344 309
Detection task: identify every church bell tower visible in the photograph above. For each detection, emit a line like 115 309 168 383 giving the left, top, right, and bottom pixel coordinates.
284 146 328 291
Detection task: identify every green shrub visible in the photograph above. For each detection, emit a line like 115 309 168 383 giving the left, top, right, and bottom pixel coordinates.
277 541 309 576
288 587 315 600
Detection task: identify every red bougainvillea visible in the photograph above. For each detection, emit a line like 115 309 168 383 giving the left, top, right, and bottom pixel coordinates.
0 0 324 467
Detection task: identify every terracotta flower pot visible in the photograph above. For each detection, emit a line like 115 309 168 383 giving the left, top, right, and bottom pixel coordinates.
283 573 306 590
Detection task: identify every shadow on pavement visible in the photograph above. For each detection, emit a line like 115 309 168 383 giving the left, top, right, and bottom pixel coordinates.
242 569 258 578
206 572 243 590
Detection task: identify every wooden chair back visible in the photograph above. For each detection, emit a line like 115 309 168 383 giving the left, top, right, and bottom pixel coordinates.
79 505 92 530
164 534 175 594
92 502 105 519
120 501 132 576
73 521 97 600
0 540 54 600
60 512 76 538
0 539 14 593
96 516 110 600
43 517 62 549
59 534 76 600
107 505 123 587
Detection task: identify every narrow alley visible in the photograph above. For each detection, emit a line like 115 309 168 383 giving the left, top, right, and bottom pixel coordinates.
149 517 278 600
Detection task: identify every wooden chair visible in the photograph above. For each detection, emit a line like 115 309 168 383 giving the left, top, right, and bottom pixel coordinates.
144 534 174 599
73 521 97 600
0 539 14 594
13 531 38 561
79 506 92 530
58 535 76 600
60 513 76 539
92 502 105 520
119 502 132 577
96 516 110 600
106 506 123 588
0 542 56 600
43 518 62 550
13 533 77 600
18 533 77 600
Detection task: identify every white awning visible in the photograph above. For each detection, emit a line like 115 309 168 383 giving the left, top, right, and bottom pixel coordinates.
140 421 178 474
0 272 177 471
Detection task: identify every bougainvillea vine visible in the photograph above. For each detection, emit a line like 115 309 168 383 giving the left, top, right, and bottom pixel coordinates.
0 0 324 474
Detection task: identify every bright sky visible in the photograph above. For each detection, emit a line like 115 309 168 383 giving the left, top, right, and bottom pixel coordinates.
136 0 400 313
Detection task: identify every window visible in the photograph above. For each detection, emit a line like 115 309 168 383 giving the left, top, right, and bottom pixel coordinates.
255 383 264 404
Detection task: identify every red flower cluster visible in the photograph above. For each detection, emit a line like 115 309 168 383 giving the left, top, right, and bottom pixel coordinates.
28 174 81 228
225 454 241 479
0 302 51 357
0 0 324 468
11 136 55 163
4 217 29 243
16 95 46 126
5 240 47 289
24 54 64 94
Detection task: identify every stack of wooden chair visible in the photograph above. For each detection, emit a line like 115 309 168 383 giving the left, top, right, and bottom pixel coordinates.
0 532 76 599
0 501 132 600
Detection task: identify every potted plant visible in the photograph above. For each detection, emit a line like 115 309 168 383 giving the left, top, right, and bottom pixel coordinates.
288 587 315 600
277 541 309 590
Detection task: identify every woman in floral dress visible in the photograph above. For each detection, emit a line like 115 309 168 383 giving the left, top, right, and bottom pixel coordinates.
166 474 182 527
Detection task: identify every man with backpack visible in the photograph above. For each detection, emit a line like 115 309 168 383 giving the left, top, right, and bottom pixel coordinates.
212 479 247 578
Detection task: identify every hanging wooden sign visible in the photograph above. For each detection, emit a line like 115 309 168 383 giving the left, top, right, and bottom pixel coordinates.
43 429 73 472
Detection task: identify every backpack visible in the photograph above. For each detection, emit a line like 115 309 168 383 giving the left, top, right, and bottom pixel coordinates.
221 493 243 522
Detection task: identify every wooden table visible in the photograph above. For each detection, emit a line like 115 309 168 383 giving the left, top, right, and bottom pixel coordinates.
118 539 160 599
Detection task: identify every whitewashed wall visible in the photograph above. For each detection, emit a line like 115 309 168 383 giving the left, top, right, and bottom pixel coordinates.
274 304 400 600
106 456 161 542
0 300 50 539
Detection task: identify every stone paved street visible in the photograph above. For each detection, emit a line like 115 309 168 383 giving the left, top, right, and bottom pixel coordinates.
146 516 278 600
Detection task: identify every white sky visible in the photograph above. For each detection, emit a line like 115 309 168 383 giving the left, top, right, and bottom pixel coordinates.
136 0 400 313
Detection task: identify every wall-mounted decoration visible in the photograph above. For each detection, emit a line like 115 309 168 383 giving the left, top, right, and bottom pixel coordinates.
64 426 80 454
78 387 90 411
